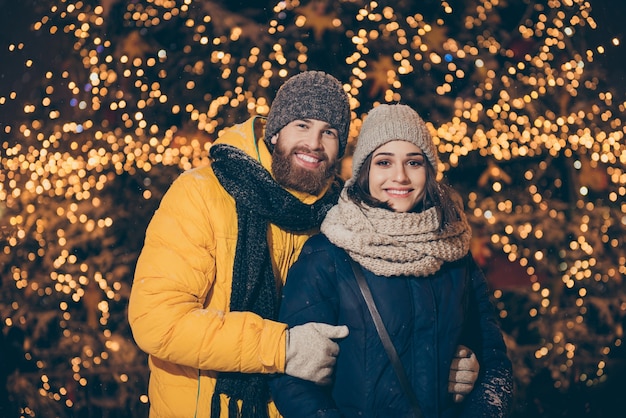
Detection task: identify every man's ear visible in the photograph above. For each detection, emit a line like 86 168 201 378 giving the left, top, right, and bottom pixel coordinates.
270 134 279 145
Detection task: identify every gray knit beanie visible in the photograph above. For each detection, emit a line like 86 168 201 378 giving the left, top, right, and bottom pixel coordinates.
265 71 351 157
351 104 439 179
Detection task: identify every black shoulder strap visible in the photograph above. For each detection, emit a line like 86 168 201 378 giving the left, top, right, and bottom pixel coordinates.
460 253 477 348
347 257 424 418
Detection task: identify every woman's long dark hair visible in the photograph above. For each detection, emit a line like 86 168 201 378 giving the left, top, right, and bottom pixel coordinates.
346 152 463 230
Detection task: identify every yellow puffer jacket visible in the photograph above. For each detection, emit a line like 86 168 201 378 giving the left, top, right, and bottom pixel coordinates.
128 116 325 417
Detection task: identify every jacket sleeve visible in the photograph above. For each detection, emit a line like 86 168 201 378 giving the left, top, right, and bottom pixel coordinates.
460 255 514 417
269 241 342 418
128 169 287 373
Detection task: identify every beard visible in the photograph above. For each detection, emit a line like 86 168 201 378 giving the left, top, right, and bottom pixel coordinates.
271 142 338 195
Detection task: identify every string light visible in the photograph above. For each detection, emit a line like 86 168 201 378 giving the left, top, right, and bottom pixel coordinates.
0 0 624 414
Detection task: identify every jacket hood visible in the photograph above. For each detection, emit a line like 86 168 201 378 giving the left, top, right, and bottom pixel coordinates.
213 115 272 171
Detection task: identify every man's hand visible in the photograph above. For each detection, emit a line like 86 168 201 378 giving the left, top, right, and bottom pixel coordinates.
448 345 480 402
285 322 349 385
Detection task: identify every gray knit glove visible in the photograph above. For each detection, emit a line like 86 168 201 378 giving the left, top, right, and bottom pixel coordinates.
285 322 349 385
448 345 480 402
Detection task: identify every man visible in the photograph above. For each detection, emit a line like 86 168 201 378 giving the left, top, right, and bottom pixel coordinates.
128 71 478 418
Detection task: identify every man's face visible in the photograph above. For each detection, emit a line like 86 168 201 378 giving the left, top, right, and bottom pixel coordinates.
271 119 340 195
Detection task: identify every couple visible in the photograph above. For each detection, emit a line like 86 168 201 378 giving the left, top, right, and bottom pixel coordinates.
128 71 513 417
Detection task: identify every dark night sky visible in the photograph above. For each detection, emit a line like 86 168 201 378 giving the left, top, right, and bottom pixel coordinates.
580 0 626 90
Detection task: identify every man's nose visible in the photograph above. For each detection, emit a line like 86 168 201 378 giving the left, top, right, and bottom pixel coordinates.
303 130 324 150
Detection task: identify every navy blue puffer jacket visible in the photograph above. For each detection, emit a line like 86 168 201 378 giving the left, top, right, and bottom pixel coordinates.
270 234 513 418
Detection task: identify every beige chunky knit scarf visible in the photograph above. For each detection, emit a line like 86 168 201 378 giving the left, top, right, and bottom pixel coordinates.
321 190 472 277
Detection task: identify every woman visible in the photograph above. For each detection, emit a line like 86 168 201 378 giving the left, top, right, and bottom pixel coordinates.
270 104 513 417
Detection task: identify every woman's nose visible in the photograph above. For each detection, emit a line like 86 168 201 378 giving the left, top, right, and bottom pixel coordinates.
394 166 410 182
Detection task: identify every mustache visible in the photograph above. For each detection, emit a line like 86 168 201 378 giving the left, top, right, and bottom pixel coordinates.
291 146 328 161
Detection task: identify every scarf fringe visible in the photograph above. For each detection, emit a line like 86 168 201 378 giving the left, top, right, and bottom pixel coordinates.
210 391 269 418
210 392 221 418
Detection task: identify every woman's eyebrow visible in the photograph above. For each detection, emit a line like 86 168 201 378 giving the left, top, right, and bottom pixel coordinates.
373 151 425 157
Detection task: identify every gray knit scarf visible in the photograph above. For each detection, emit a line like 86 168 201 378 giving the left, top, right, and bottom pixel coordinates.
209 143 341 418
321 190 471 277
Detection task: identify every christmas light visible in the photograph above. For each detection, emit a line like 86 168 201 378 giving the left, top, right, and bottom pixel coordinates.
1 0 625 416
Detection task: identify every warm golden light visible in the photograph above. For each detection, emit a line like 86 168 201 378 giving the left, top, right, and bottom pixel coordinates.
0 0 624 415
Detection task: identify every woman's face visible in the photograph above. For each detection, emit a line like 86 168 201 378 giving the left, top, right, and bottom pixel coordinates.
368 140 428 213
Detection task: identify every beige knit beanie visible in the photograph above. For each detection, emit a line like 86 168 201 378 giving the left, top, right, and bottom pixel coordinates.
351 104 439 179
